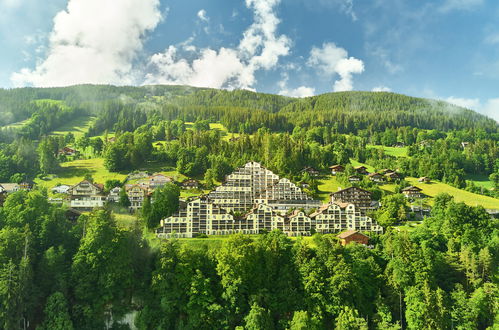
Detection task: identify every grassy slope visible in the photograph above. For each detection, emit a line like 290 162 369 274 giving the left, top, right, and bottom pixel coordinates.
405 177 499 210
366 145 409 158
317 175 343 202
51 115 97 138
464 174 494 190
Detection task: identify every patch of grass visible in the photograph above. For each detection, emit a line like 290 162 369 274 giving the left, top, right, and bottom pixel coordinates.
405 177 499 210
367 145 409 158
2 118 30 129
349 159 375 173
51 115 96 138
317 175 343 202
465 174 494 190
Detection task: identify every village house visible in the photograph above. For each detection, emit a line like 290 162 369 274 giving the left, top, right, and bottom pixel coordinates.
354 165 369 175
107 187 121 203
0 183 20 194
51 184 71 194
126 185 149 210
148 173 173 188
348 175 361 183
67 180 106 210
329 165 345 175
418 176 431 183
401 186 424 199
385 172 400 181
367 172 385 183
337 230 370 246
181 179 200 190
301 166 320 177
58 146 78 157
379 169 395 175
330 186 376 213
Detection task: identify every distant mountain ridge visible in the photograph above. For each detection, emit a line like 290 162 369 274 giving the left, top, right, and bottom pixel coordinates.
0 84 497 133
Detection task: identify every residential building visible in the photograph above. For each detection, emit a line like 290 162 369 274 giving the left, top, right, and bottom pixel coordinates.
67 181 106 210
330 187 375 212
348 175 361 183
418 176 431 183
401 186 424 199
338 230 370 246
329 165 345 175
52 184 71 194
0 183 20 194
301 166 319 177
126 185 149 210
148 173 173 188
354 166 368 175
385 172 400 181
367 172 385 183
182 179 200 190
58 147 78 157
246 203 285 233
107 187 121 202
310 203 383 234
254 178 320 211
285 210 312 236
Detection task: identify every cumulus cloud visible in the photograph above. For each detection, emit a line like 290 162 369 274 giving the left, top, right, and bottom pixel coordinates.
307 42 364 92
279 86 315 98
197 9 209 22
145 0 290 89
372 86 391 92
11 0 162 87
439 0 483 12
443 96 498 122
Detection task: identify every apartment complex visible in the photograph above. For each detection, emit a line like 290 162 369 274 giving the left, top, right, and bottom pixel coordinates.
330 187 376 212
158 162 383 238
67 181 106 210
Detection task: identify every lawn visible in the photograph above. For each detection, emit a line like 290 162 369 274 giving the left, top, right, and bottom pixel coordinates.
317 175 343 202
405 177 499 210
464 174 494 190
34 158 128 191
51 115 97 138
367 144 409 158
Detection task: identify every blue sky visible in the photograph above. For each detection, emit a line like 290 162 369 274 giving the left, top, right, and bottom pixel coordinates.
0 0 498 120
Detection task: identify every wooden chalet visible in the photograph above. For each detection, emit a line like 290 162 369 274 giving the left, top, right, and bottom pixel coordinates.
418 176 431 183
385 172 400 180
330 186 374 211
354 166 368 175
367 172 385 183
301 166 320 177
182 179 200 190
348 175 361 183
329 165 345 175
58 146 78 157
401 186 424 199
337 230 370 246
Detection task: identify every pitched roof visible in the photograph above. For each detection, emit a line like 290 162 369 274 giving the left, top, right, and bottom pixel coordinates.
337 230 369 239
401 185 422 192
330 186 371 196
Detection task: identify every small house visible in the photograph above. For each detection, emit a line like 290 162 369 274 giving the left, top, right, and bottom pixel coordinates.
367 172 385 183
51 184 71 194
354 166 368 175
385 172 400 180
301 166 320 177
348 175 361 183
401 186 424 199
418 176 431 183
329 165 345 175
182 179 200 190
337 230 370 246
58 147 78 157
107 187 121 202
0 183 20 194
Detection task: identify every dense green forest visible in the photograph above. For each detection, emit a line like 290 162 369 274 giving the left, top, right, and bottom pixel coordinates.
0 85 497 329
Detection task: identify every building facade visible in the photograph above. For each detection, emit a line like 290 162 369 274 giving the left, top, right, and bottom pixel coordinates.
67 181 106 210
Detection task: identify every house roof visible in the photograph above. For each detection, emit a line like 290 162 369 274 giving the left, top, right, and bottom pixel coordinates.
330 186 371 196
367 172 382 177
401 186 422 192
329 164 344 169
337 230 370 239
354 166 367 170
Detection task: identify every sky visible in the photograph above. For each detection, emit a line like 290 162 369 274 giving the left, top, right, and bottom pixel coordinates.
0 0 498 120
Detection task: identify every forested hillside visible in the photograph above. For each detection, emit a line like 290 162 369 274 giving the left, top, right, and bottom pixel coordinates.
0 84 497 329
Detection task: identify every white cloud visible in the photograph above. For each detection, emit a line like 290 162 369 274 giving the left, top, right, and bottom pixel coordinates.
11 0 162 87
445 96 481 109
479 98 499 121
484 33 499 45
372 86 391 92
439 0 483 12
307 42 364 92
145 0 290 90
279 86 315 98
0 0 22 9
197 9 209 22
443 96 498 121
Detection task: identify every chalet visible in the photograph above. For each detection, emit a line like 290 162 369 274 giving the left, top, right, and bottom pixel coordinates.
385 172 400 181
394 142 405 148
348 175 361 183
337 230 370 246
379 168 395 175
19 181 34 191
58 147 78 157
354 166 368 175
107 187 121 202
0 183 20 193
329 165 345 175
148 173 173 188
301 166 320 177
182 179 200 190
67 181 106 210
418 176 431 183
401 186 424 199
330 186 375 212
51 184 71 194
367 172 385 183
126 185 148 210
